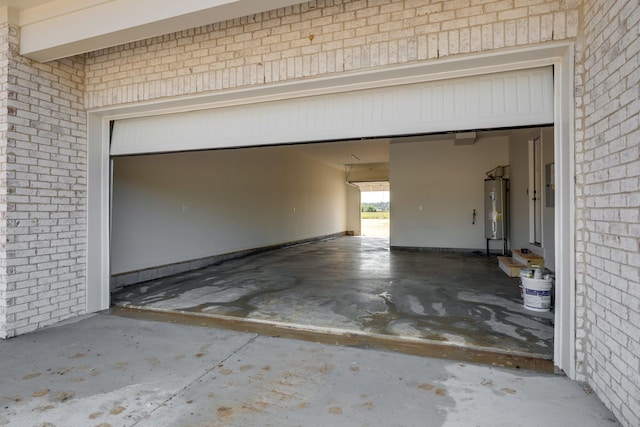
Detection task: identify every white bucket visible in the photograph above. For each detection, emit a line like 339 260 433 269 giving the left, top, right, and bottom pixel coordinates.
518 269 533 299
522 277 553 312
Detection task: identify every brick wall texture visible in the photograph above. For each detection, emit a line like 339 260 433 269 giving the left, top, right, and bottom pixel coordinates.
576 1 640 426
0 24 86 338
83 0 580 109
0 24 8 338
0 0 638 425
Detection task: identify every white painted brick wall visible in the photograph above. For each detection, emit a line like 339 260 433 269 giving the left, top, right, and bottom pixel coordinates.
83 0 580 108
3 1 638 425
0 24 9 339
576 1 640 426
0 24 87 338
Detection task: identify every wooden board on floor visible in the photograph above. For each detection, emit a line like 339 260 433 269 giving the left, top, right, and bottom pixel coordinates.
512 249 545 269
498 256 525 277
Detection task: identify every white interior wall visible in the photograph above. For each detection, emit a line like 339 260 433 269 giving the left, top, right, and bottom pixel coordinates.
346 185 362 236
509 128 541 252
111 147 347 275
541 126 555 271
389 136 509 249
508 127 555 270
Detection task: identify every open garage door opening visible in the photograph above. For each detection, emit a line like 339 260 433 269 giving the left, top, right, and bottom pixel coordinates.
358 182 390 239
110 125 556 370
87 50 576 376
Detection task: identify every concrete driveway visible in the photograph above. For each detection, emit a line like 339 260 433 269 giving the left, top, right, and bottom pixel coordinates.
0 313 619 427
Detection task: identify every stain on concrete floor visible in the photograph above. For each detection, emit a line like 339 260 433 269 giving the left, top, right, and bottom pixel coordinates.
112 237 554 360
0 314 619 427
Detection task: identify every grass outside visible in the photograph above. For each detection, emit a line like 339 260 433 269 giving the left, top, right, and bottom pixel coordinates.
361 211 390 220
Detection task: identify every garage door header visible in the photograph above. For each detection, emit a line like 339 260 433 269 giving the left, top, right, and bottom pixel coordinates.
110 66 553 156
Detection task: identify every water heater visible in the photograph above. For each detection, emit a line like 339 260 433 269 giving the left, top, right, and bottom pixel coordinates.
485 178 508 254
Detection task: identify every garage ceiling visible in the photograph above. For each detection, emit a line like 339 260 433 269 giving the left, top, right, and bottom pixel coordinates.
289 138 391 168
286 128 514 171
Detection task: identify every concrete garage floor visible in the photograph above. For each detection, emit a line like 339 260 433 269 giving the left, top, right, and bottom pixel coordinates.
112 237 554 369
0 314 619 427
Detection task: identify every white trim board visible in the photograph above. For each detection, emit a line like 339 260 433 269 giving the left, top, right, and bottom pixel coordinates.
87 42 576 378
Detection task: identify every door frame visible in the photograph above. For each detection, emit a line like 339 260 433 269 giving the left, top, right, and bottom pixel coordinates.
87 42 576 378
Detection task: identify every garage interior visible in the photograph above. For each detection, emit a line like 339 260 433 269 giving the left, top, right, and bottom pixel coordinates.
110 124 557 370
